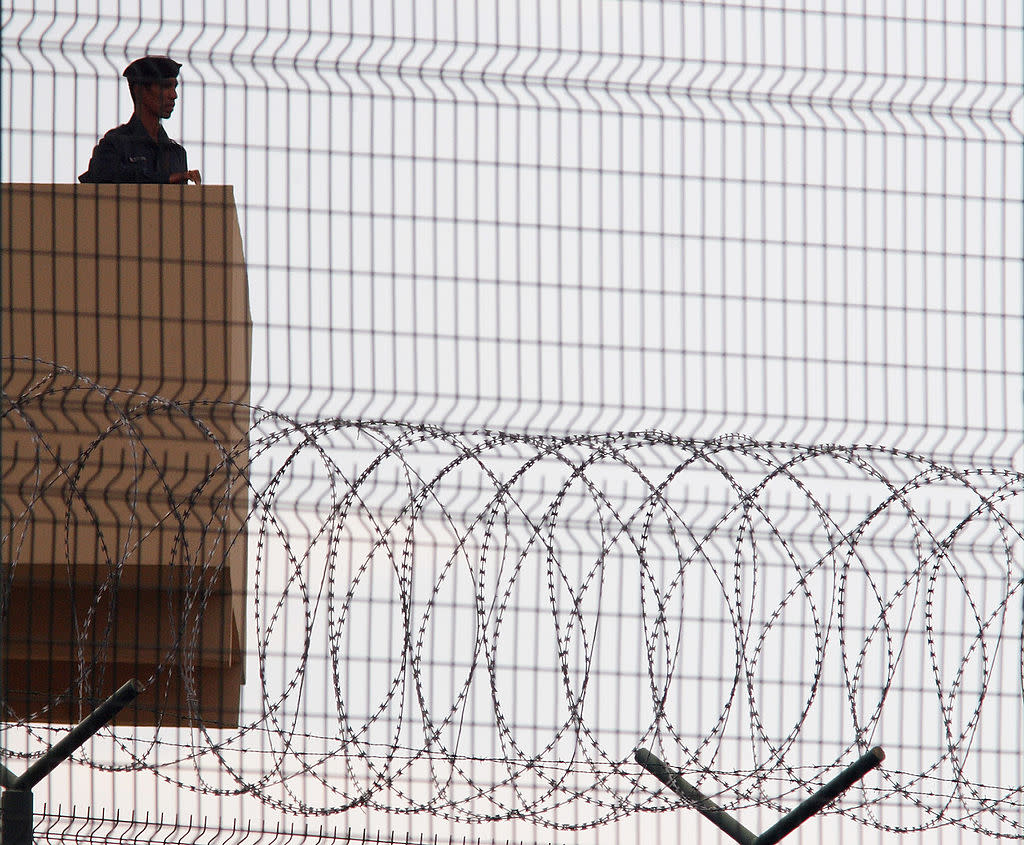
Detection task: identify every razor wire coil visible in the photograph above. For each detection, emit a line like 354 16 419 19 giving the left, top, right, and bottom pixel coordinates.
3 364 1022 836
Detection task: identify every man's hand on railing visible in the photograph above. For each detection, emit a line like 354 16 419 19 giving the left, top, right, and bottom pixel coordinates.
169 169 202 184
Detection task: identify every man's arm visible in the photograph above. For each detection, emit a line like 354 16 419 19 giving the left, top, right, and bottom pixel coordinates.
166 141 200 184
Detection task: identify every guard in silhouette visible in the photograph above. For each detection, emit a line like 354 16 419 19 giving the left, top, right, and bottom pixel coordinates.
80 56 201 185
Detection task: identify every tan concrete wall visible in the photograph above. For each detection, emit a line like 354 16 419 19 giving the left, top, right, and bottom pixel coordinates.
2 184 251 727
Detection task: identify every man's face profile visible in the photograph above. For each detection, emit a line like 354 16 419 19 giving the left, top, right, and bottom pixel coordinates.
140 80 178 120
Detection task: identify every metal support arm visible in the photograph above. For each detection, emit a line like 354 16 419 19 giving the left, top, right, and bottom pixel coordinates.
635 745 885 845
1 680 140 845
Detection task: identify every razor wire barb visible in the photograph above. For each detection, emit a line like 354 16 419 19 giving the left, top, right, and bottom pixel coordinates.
2 365 1023 836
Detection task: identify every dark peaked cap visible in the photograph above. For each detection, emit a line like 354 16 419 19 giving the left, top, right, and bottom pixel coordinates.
123 56 181 83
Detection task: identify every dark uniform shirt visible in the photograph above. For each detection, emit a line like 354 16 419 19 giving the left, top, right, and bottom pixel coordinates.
79 114 188 184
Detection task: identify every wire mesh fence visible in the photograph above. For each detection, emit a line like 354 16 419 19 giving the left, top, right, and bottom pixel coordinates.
2 2 1022 844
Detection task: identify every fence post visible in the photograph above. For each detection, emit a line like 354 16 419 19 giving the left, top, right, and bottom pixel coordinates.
0 681 140 845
